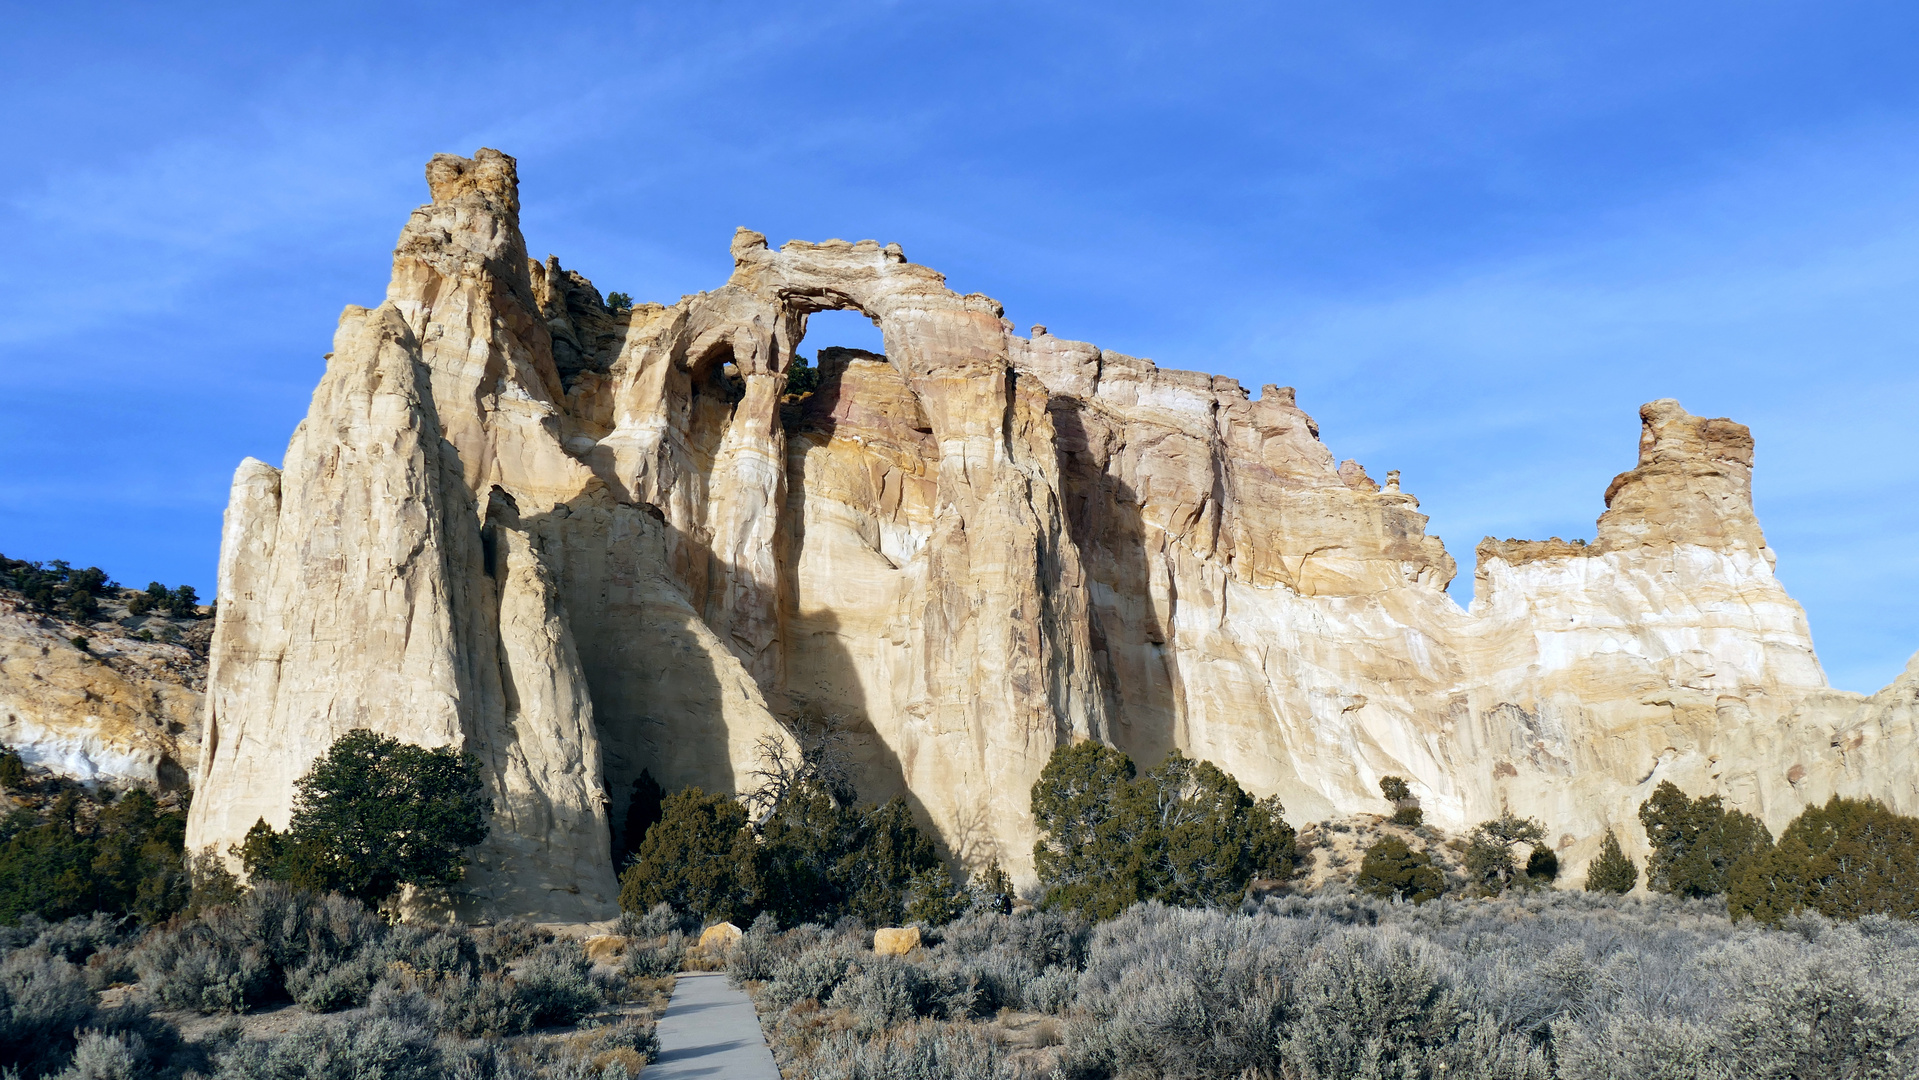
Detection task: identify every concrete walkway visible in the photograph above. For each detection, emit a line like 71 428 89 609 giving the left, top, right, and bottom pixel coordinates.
648 971 782 1079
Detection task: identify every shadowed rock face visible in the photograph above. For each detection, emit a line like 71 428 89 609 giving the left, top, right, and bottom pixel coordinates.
181 149 1918 918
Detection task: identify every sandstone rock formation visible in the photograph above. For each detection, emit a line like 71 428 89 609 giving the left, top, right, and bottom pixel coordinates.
184 149 1918 918
0 594 203 788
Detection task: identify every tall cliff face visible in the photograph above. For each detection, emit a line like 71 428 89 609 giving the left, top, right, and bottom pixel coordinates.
185 150 1917 916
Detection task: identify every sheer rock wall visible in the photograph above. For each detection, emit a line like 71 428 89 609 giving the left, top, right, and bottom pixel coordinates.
184 150 1917 916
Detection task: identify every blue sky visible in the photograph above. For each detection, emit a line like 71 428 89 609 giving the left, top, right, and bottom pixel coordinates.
2 2 1914 692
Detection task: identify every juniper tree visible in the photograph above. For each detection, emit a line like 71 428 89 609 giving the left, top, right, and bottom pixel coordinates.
1525 845 1560 883
618 787 756 923
1031 742 1297 919
166 584 200 617
1356 836 1444 903
240 729 490 907
1727 794 1919 924
837 797 943 926
1638 781 1772 898
0 746 25 790
1464 811 1548 894
1379 774 1423 826
1584 829 1639 893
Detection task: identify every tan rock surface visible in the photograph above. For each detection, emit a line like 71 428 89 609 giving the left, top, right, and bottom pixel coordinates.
698 922 743 953
872 926 922 956
181 149 1919 916
0 594 202 788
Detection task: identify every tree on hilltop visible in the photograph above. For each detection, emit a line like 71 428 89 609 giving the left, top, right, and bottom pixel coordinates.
1356 835 1444 903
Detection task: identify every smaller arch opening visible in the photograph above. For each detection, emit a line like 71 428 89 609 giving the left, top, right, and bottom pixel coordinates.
685 342 745 469
788 307 883 401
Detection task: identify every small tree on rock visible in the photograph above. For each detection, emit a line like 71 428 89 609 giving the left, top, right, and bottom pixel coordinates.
1379 775 1423 826
1584 829 1639 893
0 746 25 790
165 584 200 617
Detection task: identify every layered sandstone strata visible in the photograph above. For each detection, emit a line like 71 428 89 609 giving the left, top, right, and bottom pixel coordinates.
0 595 203 788
184 150 1917 918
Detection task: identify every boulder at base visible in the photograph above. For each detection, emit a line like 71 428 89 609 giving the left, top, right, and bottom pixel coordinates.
699 922 744 952
873 926 921 956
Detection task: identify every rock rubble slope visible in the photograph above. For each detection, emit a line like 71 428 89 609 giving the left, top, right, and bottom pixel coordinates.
0 595 204 789
184 149 1918 918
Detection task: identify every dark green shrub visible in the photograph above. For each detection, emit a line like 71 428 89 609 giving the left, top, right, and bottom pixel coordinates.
618 787 755 923
904 866 968 926
606 291 634 313
70 635 90 652
1639 781 1772 898
1727 795 1919 924
126 593 152 616
240 730 489 907
836 798 943 927
1031 742 1297 920
967 860 1014 916
1525 845 1560 883
0 785 187 926
65 591 99 620
1584 829 1638 894
0 748 24 790
1355 837 1444 903
1379 777 1424 826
